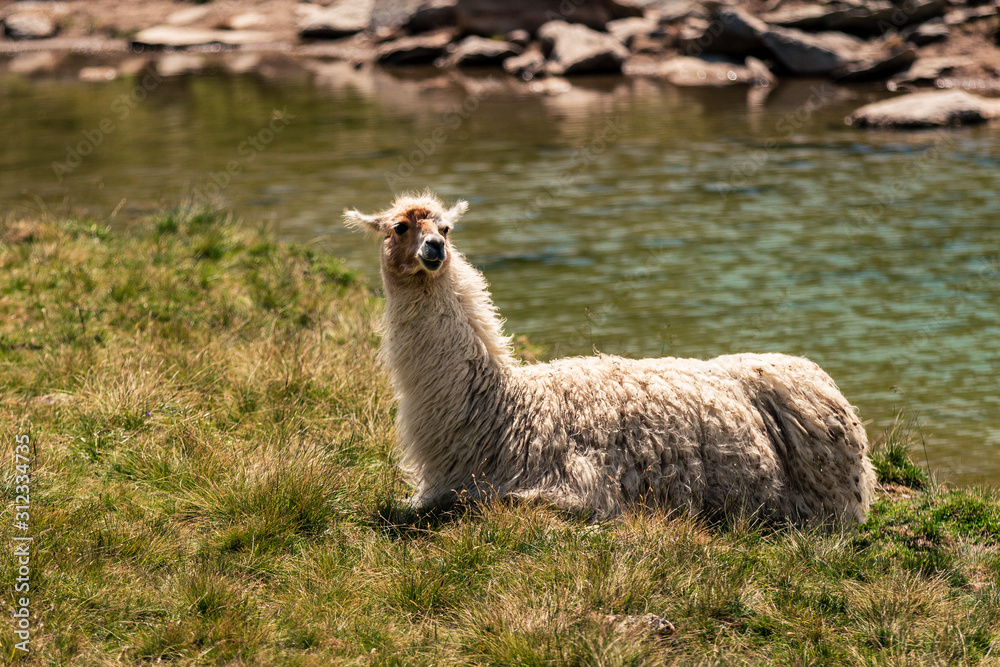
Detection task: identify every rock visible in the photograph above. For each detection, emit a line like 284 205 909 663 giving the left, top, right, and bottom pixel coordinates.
679 7 770 57
78 66 117 82
131 26 276 49
371 0 426 33
834 45 917 81
299 0 374 39
888 56 975 88
762 0 946 36
657 0 709 24
761 26 865 75
606 16 661 48
625 54 776 87
223 52 264 75
156 53 206 77
944 4 998 26
376 29 454 64
505 29 531 47
902 20 949 46
220 12 267 31
402 0 458 33
538 20 629 76
847 90 1000 128
3 10 58 40
607 614 675 638
166 6 211 26
456 0 640 35
504 47 546 79
447 36 522 67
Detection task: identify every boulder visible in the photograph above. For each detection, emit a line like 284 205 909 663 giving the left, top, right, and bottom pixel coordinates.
505 29 531 47
219 12 268 31
447 36 522 67
3 10 58 40
402 0 458 33
298 0 374 39
538 20 629 76
376 29 454 64
678 7 770 57
944 4 999 26
902 20 949 46
887 56 973 88
761 0 946 36
606 16 660 47
455 0 641 35
833 45 917 81
625 54 776 87
503 47 546 79
131 26 276 48
761 26 865 75
847 90 1000 128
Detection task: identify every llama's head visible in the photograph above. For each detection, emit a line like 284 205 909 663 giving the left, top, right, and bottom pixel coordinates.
344 192 468 279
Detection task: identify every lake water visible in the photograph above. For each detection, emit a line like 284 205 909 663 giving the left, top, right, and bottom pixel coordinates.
2 61 998 485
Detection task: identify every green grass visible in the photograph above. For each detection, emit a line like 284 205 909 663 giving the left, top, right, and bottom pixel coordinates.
1 210 998 665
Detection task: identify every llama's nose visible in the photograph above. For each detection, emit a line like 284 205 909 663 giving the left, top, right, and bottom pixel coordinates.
423 237 445 261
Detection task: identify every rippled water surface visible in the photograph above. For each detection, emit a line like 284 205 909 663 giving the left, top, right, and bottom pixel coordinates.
2 65 998 484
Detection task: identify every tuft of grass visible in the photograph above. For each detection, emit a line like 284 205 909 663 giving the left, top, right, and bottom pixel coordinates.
870 411 931 489
1 210 998 665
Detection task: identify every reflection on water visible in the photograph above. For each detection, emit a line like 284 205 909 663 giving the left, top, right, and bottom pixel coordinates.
2 63 998 485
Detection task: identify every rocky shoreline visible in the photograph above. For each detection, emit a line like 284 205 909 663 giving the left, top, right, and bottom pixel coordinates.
2 0 999 128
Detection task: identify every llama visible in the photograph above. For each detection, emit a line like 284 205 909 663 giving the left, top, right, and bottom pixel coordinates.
344 192 876 525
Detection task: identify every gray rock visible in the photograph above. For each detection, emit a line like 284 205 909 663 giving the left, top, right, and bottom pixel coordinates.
505 29 531 47
456 0 640 35
503 47 546 79
761 26 864 75
376 29 455 65
902 20 949 46
833 45 917 81
538 20 629 76
607 16 660 48
299 0 374 39
944 4 998 26
847 90 1000 128
887 56 974 88
447 36 522 67
678 6 770 57
402 0 458 33
3 10 58 40
762 0 946 36
625 54 775 87
131 25 276 48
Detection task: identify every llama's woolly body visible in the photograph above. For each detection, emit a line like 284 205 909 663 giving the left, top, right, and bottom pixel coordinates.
349 194 876 525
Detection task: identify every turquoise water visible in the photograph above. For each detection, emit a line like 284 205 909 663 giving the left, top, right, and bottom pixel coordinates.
2 64 997 484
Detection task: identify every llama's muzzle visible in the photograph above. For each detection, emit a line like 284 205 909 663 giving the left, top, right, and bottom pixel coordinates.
419 237 446 271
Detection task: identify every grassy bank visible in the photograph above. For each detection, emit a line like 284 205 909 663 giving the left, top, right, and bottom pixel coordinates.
1 211 999 666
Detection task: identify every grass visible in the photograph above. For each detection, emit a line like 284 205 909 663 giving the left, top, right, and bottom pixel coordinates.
1 210 999 665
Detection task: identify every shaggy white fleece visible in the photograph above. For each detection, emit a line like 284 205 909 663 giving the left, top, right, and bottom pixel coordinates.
345 193 876 525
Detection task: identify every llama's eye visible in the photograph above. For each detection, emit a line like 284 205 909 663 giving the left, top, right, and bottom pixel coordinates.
440 227 450 236
393 223 408 235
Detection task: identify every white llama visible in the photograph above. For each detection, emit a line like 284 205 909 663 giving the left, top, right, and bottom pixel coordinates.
345 192 876 525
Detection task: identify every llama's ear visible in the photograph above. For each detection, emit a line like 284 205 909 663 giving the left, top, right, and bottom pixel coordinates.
343 209 384 235
443 200 469 226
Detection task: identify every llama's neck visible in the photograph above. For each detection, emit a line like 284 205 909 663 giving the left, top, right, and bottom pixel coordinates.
381 250 515 379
